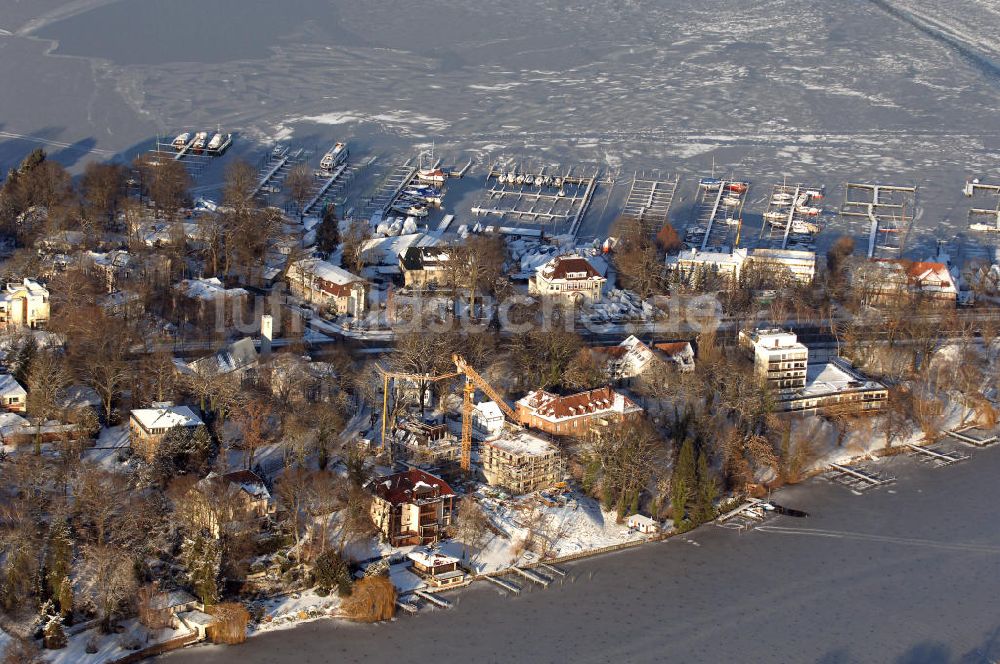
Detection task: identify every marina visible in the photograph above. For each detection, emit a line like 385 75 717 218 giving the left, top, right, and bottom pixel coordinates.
684 176 750 251
472 161 599 237
962 179 1000 233
840 182 917 259
757 182 825 251
619 171 679 237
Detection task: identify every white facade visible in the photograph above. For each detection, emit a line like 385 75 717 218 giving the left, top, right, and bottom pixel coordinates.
666 248 748 283
529 255 606 303
0 278 49 329
473 401 505 437
747 328 809 394
748 248 817 283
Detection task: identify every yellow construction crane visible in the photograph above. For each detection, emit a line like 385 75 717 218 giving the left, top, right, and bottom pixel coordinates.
375 365 458 456
452 354 519 473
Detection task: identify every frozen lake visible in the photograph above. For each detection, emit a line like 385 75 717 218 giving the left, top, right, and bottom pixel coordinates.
163 445 1000 663
4 0 1000 254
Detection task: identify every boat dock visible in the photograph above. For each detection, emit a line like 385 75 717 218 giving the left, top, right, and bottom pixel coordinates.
758 183 824 250
413 589 452 608
512 566 551 587
824 462 895 492
252 145 307 201
301 155 373 216
472 162 598 236
483 575 521 595
840 182 916 259
962 180 1000 232
620 171 679 237
684 177 749 251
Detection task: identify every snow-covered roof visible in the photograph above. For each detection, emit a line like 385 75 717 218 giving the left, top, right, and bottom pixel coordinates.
0 412 29 436
289 258 364 287
0 374 26 398
517 387 642 422
130 405 202 431
486 430 559 458
627 514 658 527
360 233 440 266
475 401 504 420
407 547 460 568
536 254 604 282
188 337 259 376
179 277 249 301
799 360 886 398
149 590 198 610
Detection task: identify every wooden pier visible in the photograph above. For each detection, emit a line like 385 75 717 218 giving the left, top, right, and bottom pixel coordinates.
251 146 307 201
840 182 916 259
905 443 969 467
484 575 521 595
824 462 895 492
413 589 451 608
620 171 679 238
512 566 551 587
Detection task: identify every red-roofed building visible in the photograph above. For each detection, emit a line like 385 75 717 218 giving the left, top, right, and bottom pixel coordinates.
587 335 695 382
853 259 958 304
368 469 456 546
529 254 606 303
515 386 643 436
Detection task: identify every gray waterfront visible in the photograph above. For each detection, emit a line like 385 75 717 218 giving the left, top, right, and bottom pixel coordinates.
165 446 1000 663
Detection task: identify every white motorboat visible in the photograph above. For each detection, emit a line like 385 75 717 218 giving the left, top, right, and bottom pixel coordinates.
320 142 348 170
172 133 190 150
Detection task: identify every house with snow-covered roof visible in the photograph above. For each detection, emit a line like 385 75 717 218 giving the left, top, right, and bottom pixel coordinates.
0 278 49 330
588 335 697 382
529 254 606 304
286 258 367 317
0 374 27 413
851 259 958 305
129 404 204 461
367 468 455 547
515 386 643 437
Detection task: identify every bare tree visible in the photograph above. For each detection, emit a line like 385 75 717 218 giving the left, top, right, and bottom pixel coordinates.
77 544 137 632
284 164 314 220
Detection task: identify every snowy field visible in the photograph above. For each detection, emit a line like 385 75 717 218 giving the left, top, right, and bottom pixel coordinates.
0 0 999 259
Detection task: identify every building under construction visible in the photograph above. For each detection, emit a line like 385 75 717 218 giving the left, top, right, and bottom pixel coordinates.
481 429 564 495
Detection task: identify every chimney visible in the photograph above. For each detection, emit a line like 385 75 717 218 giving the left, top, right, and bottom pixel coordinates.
260 314 273 358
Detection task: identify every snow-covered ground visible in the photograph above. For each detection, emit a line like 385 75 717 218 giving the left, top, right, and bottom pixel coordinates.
248 590 342 636
44 618 193 664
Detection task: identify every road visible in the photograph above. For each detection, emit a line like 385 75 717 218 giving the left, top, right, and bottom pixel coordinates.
164 445 1000 663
